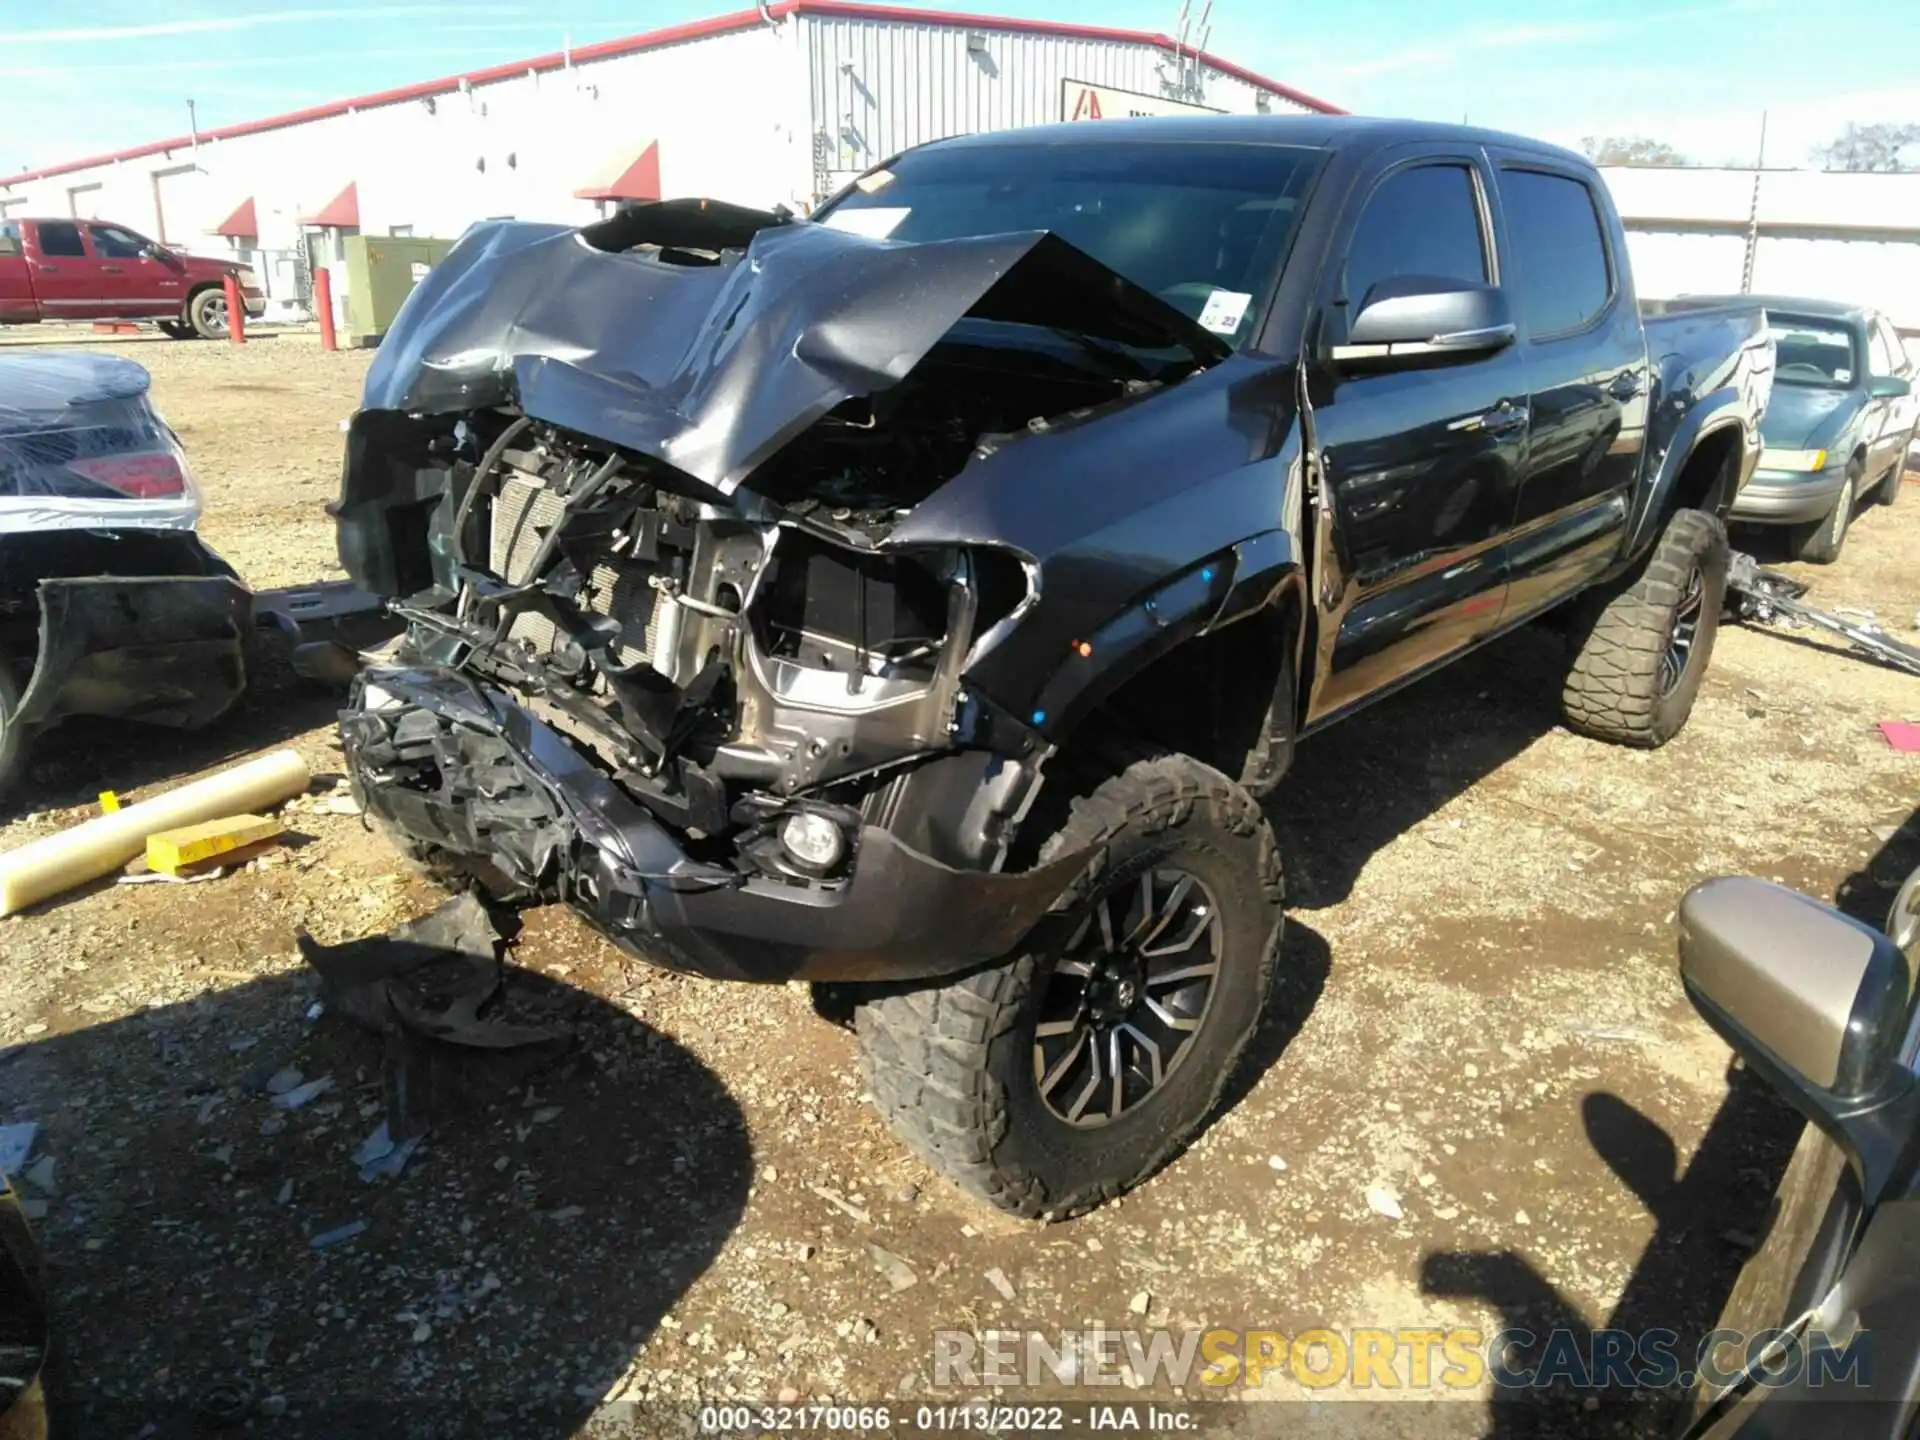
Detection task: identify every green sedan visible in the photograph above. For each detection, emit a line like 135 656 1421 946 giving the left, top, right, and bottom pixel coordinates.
1734 298 1915 562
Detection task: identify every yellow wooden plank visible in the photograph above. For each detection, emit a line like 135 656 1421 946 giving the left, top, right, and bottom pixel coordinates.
145 814 284 876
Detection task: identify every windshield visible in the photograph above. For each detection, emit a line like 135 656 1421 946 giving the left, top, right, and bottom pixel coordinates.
1766 313 1860 390
816 140 1325 350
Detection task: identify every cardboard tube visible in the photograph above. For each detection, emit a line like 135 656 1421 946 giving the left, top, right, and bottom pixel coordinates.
0 748 310 917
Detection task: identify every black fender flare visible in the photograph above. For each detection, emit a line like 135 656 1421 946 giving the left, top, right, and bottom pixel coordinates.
1007 527 1306 744
1625 393 1753 557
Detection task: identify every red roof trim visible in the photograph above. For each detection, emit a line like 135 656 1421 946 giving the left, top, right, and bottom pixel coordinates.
209 196 258 238
574 142 663 202
0 1 1338 188
300 182 359 228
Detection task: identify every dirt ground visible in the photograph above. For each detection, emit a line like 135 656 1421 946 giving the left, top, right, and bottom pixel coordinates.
2 330 1918 1438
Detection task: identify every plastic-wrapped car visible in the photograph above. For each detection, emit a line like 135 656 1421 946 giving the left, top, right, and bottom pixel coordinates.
0 351 257 801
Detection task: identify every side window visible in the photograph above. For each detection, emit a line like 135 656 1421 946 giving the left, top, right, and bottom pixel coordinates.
36 221 86 258
89 224 148 259
1500 169 1612 337
1343 164 1487 314
0 221 19 257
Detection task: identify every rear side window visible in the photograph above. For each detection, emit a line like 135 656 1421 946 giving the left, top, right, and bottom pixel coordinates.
1868 320 1901 377
0 222 19 257
1343 164 1487 311
1500 169 1612 336
36 222 85 258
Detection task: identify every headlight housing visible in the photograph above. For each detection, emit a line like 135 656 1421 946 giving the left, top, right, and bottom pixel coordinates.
1761 447 1829 473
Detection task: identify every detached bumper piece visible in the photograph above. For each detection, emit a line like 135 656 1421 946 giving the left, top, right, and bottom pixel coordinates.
341 666 1085 982
1729 552 1920 679
14 575 250 731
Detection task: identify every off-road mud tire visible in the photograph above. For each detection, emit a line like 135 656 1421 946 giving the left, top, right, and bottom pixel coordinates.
1561 507 1728 749
854 754 1284 1220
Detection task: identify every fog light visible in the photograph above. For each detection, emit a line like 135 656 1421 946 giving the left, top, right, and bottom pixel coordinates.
780 812 846 872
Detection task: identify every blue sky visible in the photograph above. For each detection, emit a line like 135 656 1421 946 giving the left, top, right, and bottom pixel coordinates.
4 0 1916 173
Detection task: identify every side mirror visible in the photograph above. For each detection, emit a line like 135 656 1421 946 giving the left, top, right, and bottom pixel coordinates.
1868 374 1912 400
1328 277 1515 369
1680 876 1917 1199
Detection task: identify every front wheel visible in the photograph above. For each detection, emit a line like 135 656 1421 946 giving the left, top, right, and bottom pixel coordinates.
1561 508 1729 749
855 754 1284 1219
1791 461 1858 565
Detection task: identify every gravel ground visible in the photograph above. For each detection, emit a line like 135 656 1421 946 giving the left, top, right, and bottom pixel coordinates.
2 331 1918 1437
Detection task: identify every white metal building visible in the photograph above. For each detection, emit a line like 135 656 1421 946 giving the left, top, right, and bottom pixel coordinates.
1601 165 1920 340
0 0 1337 323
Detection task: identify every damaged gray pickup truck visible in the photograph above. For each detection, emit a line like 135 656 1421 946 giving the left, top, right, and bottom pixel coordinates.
334 116 1775 1217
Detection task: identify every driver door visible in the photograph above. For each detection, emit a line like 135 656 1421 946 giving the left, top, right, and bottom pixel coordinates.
87 222 185 318
1304 145 1527 725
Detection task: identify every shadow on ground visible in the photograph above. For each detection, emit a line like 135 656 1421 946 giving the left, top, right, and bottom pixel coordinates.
1414 807 1920 1438
1271 625 1567 911
7 957 749 1437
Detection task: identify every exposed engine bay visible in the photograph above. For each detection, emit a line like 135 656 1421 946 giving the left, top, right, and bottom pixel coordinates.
369 340 1121 878
331 196 1290 980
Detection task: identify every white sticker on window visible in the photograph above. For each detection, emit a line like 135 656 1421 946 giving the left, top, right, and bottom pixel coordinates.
821 207 910 239
1197 289 1253 336
1835 368 1852 384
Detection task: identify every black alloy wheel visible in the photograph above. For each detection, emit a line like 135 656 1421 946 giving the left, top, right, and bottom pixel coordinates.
1032 867 1222 1127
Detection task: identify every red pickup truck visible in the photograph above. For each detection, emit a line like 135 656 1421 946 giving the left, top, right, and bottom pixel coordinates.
0 217 264 338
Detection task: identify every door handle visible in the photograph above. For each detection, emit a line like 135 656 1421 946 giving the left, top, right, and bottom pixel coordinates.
38 264 58 272
100 265 124 273
1608 371 1642 401
1482 400 1528 434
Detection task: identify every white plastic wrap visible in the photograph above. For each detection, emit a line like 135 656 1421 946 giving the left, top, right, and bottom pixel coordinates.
0 350 203 536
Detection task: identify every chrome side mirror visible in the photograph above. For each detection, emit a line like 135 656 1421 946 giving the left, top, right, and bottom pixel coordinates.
1328 277 1516 369
1680 877 1917 1200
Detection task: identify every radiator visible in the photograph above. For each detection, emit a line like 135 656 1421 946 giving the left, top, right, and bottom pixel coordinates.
490 471 658 667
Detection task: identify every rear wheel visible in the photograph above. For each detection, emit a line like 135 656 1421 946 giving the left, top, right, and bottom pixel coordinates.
1879 433 1913 507
187 286 230 340
1792 461 1858 565
854 754 1284 1219
1561 508 1728 749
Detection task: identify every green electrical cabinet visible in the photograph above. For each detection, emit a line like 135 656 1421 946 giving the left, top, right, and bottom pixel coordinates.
342 234 456 347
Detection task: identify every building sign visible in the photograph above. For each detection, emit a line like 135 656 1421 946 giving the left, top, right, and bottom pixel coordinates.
1061 80 1223 123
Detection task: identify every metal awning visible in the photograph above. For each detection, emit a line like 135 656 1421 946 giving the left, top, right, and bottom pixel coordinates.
300 182 359 228
573 143 660 203
208 197 258 239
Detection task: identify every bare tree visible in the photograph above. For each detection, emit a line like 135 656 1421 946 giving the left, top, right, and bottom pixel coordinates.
1811 121 1920 172
1580 135 1689 166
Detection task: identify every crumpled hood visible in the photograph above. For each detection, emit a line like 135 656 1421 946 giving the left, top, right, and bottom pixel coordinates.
1760 383 1858 452
360 201 1227 496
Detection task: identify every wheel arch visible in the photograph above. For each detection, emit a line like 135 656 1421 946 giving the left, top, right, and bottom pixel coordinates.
1023 549 1308 806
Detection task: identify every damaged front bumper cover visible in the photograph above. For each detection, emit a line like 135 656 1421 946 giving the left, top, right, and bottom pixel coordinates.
341 666 1083 983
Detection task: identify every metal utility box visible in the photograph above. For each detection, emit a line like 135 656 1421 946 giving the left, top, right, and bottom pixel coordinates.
342 235 456 347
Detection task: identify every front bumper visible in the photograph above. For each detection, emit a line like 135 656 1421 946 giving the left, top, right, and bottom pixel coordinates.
341 665 1086 984
1728 466 1849 525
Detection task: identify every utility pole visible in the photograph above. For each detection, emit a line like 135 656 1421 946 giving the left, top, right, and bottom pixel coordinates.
1741 110 1767 294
